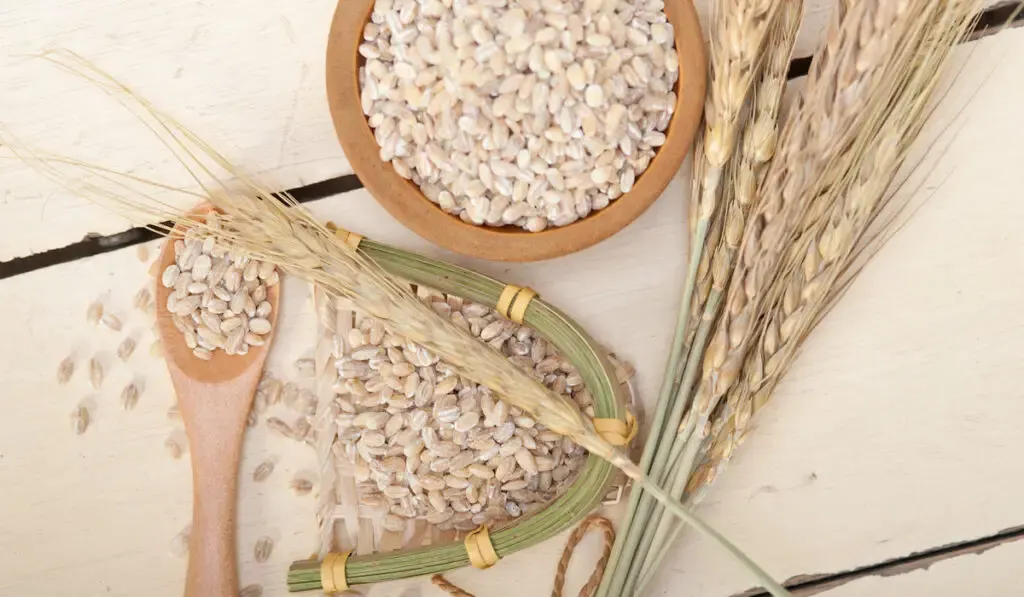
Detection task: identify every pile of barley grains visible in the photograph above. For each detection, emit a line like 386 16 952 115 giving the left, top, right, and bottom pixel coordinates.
332 287 591 531
359 0 679 231
160 214 279 361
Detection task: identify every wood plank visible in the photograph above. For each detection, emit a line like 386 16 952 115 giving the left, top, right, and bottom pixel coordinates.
645 27 1024 597
0 0 349 261
2 7 1022 597
4 19 1024 588
0 0 848 261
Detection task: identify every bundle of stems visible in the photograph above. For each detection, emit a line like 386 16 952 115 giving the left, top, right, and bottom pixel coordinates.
599 1 983 595
2 50 791 595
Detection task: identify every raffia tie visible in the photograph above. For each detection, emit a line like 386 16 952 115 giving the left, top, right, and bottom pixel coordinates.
496 284 537 324
325 221 364 250
592 411 638 446
431 515 615 597
320 550 352 593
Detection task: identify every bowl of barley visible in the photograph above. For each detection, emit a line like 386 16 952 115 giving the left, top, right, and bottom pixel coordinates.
327 0 705 262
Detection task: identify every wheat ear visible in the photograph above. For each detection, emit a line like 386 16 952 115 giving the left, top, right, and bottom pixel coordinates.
679 0 935 470
626 2 805 589
636 2 982 588
598 2 788 595
717 1 982 458
683 0 783 338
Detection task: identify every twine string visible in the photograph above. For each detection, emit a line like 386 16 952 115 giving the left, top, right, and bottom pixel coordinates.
431 515 615 597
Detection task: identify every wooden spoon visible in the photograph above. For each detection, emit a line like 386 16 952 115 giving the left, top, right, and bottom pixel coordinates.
154 212 279 597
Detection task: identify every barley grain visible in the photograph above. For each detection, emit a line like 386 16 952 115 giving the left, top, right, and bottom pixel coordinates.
253 536 274 563
266 417 294 439
89 357 104 389
253 460 275 482
134 287 152 311
360 0 678 229
290 477 314 495
101 313 123 331
121 382 140 410
117 337 137 361
71 405 90 434
57 356 74 385
169 525 191 557
165 435 184 459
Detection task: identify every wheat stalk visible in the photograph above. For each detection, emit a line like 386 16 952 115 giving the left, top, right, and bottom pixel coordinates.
680 0 933 470
716 1 981 460
690 0 802 329
626 2 983 590
683 0 783 344
598 2 791 594
621 3 805 589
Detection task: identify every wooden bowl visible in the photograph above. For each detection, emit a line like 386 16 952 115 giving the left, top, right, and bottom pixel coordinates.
326 1 706 262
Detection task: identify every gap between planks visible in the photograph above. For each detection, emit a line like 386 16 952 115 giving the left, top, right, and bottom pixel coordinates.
0 174 362 280
736 525 1024 597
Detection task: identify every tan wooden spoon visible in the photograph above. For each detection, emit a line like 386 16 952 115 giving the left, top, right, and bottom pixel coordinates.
154 212 279 597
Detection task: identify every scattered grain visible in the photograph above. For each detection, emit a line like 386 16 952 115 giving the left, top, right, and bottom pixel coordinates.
165 435 184 459
253 536 274 563
71 405 90 434
117 337 137 361
56 356 74 385
86 301 103 325
290 477 314 495
169 524 191 557
253 460 275 482
89 357 104 389
121 382 140 410
97 309 123 330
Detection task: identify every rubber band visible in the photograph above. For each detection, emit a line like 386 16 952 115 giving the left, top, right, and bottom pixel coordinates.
320 550 352 593
496 284 538 324
325 221 364 250
464 525 500 570
592 411 638 446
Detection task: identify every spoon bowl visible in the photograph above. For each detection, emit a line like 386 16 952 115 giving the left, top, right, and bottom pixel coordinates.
153 213 280 382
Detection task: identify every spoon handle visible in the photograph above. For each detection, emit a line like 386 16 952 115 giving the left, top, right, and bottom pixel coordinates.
175 375 256 597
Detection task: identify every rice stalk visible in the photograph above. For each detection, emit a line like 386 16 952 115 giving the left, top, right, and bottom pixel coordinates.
2 50 792 597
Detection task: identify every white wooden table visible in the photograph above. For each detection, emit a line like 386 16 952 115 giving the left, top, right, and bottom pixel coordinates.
2 2 1023 597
